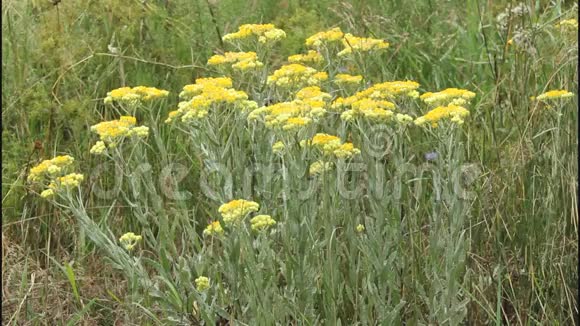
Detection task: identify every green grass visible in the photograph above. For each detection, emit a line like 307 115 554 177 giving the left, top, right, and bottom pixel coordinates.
2 0 578 324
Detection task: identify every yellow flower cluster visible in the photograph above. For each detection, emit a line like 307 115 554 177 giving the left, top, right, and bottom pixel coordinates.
288 50 324 64
415 104 470 127
90 116 148 146
104 86 169 104
179 77 233 99
341 98 396 122
203 221 224 236
90 141 106 155
218 199 260 224
334 74 363 85
337 33 390 56
28 155 74 182
305 27 344 48
332 80 419 109
420 88 476 106
555 19 578 30
195 276 210 291
222 23 286 44
207 51 264 71
534 89 574 101
55 173 84 188
170 78 256 123
267 63 328 88
309 160 333 176
248 99 326 130
356 224 365 233
301 133 361 159
250 215 276 231
29 155 84 198
119 232 142 251
295 86 331 101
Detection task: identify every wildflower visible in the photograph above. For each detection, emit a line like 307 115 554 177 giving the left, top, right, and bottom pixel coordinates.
333 142 361 159
555 19 578 30
57 173 84 188
288 50 324 64
104 86 169 104
218 199 260 225
195 276 210 291
302 133 360 159
267 64 327 88
535 90 574 101
119 232 142 251
173 79 250 123
165 110 179 124
179 77 233 99
414 104 470 126
207 51 264 71
90 141 107 155
309 161 333 176
340 98 396 122
126 126 150 138
272 141 286 155
203 221 224 236
283 117 312 131
90 116 144 144
425 151 438 161
295 86 331 101
254 100 327 129
250 215 276 231
334 74 363 85
28 155 75 182
419 88 476 106
337 33 389 56
395 113 414 125
40 189 54 198
222 23 286 43
356 224 365 233
305 27 344 48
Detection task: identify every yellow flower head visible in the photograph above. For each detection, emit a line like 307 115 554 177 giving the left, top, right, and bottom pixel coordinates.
119 232 142 251
90 116 140 144
356 224 365 233
295 86 331 101
535 89 574 101
250 215 276 231
195 276 210 291
57 173 84 188
203 221 224 236
555 19 578 30
288 50 324 64
267 64 327 88
414 104 470 127
207 51 264 71
337 33 389 56
306 27 345 48
104 86 168 104
28 155 75 182
420 88 476 106
282 117 312 131
223 23 286 43
334 74 363 85
218 199 260 224
309 161 333 176
333 142 361 159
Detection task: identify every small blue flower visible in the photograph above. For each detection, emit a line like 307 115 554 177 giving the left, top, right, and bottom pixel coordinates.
425 151 438 161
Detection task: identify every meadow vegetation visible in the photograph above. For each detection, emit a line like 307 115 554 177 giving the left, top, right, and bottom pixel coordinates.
2 0 578 324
